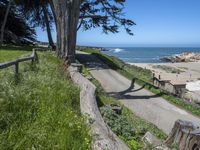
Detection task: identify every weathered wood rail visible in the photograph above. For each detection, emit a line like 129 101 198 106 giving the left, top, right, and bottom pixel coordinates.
0 48 38 75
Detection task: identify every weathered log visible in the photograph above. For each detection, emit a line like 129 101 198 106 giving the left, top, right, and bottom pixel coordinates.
165 119 200 150
68 64 130 150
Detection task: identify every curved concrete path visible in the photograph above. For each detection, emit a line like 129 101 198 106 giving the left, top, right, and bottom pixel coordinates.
77 52 200 134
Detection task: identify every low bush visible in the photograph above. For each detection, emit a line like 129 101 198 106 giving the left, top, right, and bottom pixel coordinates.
100 106 142 150
100 106 135 139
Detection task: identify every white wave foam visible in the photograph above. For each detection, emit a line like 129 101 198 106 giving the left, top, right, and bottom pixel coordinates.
112 48 124 53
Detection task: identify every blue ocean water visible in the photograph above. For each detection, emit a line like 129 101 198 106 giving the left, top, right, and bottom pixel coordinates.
102 47 200 63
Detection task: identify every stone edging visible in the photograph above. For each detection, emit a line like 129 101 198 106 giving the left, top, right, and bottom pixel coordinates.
68 65 130 150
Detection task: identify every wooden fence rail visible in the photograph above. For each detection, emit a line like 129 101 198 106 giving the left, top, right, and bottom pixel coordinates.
0 48 38 76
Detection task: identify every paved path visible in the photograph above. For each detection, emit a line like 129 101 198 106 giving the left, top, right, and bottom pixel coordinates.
77 52 200 134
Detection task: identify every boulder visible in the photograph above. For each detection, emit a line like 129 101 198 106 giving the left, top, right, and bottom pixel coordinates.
143 132 170 150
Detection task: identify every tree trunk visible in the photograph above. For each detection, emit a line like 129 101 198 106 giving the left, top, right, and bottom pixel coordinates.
165 120 200 150
0 0 12 45
51 0 81 64
49 0 57 26
42 5 55 49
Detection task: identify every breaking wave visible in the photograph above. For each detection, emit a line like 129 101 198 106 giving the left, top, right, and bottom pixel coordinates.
111 48 124 53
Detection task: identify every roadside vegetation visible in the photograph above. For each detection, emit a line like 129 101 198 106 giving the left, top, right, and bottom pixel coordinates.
0 47 91 149
152 65 185 74
80 48 200 117
80 64 167 150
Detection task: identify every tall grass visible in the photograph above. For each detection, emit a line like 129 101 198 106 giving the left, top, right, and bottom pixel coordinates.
0 51 91 149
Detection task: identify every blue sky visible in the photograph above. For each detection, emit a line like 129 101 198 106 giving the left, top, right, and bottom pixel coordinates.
36 0 200 47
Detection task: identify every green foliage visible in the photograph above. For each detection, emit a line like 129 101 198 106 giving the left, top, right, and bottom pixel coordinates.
93 53 124 70
162 94 200 116
0 1 36 43
123 138 141 150
79 48 100 54
100 106 135 139
0 50 91 149
96 91 167 140
79 0 135 35
122 108 167 140
100 106 142 150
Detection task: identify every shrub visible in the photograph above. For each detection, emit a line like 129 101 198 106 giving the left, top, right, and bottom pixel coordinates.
100 106 135 139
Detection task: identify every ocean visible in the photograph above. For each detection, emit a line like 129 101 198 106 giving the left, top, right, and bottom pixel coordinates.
102 47 200 63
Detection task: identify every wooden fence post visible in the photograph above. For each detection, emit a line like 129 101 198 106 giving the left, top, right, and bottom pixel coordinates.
15 61 19 76
0 48 39 77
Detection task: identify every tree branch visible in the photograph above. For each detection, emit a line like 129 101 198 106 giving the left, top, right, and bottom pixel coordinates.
79 15 108 19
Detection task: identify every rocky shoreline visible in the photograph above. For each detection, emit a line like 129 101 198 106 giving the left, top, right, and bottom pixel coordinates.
76 45 107 51
160 52 200 62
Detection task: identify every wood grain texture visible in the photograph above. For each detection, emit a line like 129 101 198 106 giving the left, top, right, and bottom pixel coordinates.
165 119 200 150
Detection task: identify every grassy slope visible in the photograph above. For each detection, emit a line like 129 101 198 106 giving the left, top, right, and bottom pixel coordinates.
81 48 200 117
0 47 91 149
0 50 31 63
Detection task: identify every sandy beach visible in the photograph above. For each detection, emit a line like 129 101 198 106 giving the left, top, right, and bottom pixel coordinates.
128 61 200 103
128 61 200 83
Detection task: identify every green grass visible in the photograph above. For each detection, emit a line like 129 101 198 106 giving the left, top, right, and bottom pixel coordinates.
0 50 31 63
0 45 50 63
0 45 35 51
0 50 91 149
82 50 200 117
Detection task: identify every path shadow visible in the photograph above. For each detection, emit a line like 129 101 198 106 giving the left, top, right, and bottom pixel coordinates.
76 53 161 100
76 53 109 69
109 91 161 100
108 78 161 100
108 78 142 95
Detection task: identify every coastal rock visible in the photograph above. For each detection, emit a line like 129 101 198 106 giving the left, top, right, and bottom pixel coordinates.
160 56 176 62
142 132 170 150
161 52 200 62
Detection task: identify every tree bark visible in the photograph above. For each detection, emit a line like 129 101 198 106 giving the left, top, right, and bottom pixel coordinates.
165 120 200 150
49 0 57 26
51 0 81 64
42 5 55 49
0 0 12 45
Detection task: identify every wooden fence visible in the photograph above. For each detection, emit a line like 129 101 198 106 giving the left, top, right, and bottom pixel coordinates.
0 48 38 76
